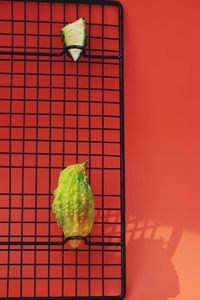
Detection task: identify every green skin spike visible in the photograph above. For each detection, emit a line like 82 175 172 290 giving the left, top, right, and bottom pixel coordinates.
52 161 95 249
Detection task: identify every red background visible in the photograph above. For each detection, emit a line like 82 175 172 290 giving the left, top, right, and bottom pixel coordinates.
0 0 200 299
122 0 200 299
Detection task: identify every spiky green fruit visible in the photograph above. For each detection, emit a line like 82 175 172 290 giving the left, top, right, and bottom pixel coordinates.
52 161 94 249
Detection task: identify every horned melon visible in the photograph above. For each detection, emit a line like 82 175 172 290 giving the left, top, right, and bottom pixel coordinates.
52 161 95 249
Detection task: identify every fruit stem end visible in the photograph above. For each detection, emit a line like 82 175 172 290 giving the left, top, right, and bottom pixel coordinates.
82 160 89 168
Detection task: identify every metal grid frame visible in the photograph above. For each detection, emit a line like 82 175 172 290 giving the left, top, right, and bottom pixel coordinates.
0 0 125 298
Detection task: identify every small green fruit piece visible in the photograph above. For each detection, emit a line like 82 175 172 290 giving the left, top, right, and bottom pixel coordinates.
52 161 95 249
61 17 86 61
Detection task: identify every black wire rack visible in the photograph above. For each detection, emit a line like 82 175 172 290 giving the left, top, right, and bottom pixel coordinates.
0 0 125 298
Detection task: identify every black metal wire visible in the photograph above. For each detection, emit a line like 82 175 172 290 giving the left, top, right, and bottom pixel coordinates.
0 45 120 59
61 1 66 296
88 3 92 296
119 3 126 298
75 3 79 297
101 4 105 297
47 2 53 297
0 0 125 298
6 0 14 297
20 0 27 296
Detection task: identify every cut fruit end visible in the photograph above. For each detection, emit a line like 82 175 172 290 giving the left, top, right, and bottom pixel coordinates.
69 239 82 250
69 49 81 62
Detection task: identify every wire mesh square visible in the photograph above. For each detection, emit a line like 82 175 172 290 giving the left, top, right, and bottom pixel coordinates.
0 0 125 298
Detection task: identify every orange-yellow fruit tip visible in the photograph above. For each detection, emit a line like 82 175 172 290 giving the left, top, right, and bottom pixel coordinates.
69 239 82 250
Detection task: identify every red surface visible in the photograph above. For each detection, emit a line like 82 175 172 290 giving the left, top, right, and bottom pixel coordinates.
122 0 200 299
1 0 200 299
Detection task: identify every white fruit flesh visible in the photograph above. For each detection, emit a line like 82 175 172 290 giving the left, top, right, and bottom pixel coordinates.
61 17 86 61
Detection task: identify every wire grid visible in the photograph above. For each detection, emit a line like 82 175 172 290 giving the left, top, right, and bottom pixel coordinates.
0 0 125 298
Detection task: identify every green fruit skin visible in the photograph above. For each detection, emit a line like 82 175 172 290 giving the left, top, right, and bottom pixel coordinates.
52 162 94 249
